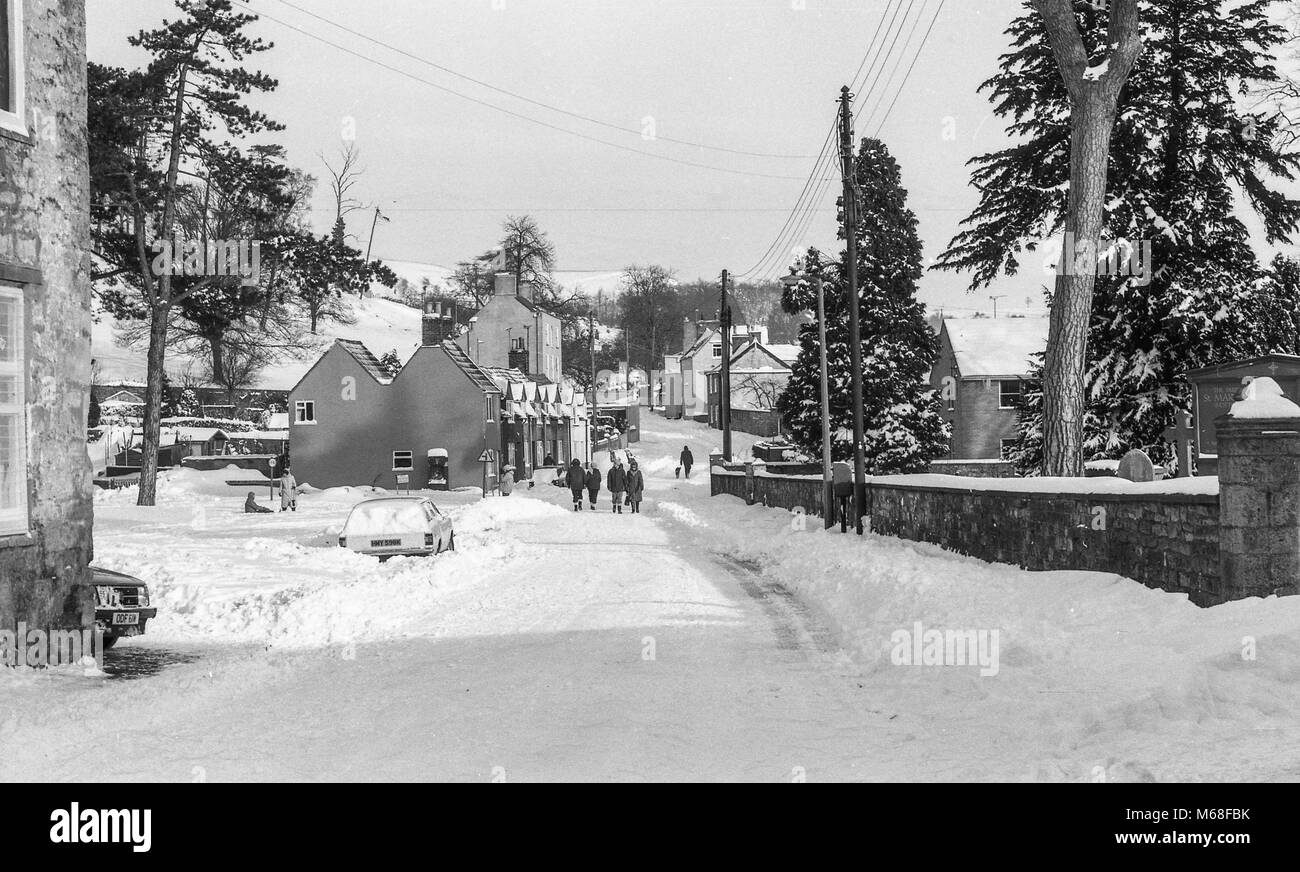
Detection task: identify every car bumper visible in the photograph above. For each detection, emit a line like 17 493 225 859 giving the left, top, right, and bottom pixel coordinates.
95 608 158 637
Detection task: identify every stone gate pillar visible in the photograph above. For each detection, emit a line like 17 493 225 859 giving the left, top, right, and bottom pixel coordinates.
1216 377 1300 602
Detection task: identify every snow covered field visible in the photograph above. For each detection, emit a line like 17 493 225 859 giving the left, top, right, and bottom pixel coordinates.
2 416 1299 782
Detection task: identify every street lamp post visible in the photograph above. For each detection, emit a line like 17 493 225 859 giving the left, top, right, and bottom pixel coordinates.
783 267 834 529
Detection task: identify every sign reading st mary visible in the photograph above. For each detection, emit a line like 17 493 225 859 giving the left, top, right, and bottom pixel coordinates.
1185 355 1300 455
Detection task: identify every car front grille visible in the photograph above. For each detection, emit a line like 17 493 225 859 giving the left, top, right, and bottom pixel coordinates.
114 586 144 607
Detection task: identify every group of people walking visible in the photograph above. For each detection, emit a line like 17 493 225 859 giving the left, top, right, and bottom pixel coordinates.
565 456 644 513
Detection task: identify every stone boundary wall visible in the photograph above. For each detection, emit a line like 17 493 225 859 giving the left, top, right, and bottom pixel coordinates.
711 469 1224 605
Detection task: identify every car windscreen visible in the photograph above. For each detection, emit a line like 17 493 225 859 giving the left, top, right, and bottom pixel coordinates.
343 501 432 536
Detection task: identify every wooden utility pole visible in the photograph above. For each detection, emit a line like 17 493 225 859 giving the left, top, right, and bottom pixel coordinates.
838 85 867 534
589 309 597 463
720 269 733 461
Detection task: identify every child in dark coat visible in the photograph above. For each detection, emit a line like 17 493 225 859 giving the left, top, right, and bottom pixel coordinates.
585 463 601 510
606 460 627 514
565 459 586 511
244 492 272 514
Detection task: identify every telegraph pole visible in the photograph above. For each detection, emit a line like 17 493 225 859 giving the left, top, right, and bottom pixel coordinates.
838 85 867 535
989 294 1006 318
720 268 733 461
589 309 597 464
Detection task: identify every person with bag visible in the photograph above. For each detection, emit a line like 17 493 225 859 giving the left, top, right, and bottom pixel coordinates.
584 462 601 510
565 458 586 511
606 458 627 514
625 459 645 514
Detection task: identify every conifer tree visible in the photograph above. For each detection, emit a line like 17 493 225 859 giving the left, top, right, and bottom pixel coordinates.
936 0 1300 472
777 139 949 473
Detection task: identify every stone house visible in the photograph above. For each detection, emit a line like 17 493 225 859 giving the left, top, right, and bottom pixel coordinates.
705 338 799 437
1 0 93 636
457 272 563 383
674 319 768 420
929 317 1048 460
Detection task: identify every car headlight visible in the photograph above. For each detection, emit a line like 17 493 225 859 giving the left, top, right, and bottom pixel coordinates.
137 588 150 607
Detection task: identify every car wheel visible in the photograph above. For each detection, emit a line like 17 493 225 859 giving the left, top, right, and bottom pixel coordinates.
447 533 455 551
101 635 119 651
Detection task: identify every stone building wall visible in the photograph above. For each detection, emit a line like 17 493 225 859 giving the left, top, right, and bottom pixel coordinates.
0 0 93 633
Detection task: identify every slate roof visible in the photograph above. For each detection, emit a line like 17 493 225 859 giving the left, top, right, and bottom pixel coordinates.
942 317 1049 379
440 340 500 392
336 339 392 384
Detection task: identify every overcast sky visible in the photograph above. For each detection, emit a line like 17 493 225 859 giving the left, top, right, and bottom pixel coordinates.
88 0 1053 315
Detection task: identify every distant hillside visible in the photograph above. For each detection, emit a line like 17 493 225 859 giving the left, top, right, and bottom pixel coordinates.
92 295 425 393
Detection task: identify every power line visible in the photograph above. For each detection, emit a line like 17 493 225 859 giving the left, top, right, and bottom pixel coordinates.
736 0 912 280
871 0 947 135
270 0 817 161
854 0 918 124
228 0 807 182
858 0 929 131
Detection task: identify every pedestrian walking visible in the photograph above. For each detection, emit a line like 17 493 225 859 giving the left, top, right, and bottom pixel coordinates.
279 466 298 512
565 458 586 511
584 462 601 510
607 458 627 514
625 459 645 514
680 445 694 479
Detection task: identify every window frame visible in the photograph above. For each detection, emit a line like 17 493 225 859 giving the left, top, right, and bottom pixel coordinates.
0 0 26 137
485 395 496 423
998 380 1022 410
999 438 1017 460
711 342 723 359
392 450 414 472
0 283 28 537
293 399 316 425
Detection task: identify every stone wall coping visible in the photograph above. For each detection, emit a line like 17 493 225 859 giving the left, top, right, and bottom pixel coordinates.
712 468 1220 504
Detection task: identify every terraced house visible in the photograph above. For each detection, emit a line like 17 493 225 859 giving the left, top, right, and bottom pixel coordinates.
0 0 94 634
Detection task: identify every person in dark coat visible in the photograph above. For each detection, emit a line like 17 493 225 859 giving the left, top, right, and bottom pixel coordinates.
680 445 694 478
565 458 586 511
584 463 601 510
244 491 272 514
625 459 645 513
544 453 555 467
606 459 627 513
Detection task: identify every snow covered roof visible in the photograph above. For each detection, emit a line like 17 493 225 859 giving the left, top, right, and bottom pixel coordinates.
767 344 800 365
336 339 393 384
942 317 1049 379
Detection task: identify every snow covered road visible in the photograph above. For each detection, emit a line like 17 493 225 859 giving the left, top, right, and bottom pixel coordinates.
1 469 898 782
5 416 1300 782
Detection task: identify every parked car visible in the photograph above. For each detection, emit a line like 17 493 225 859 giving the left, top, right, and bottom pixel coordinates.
338 496 455 559
89 566 159 649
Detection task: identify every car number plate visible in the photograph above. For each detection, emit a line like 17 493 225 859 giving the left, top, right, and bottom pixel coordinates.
370 538 401 547
112 613 139 626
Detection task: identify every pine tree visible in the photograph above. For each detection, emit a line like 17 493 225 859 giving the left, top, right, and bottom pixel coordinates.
777 139 949 473
937 0 1300 471
378 349 403 379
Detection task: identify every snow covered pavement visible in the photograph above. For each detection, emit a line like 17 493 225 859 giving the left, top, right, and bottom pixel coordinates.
4 416 1300 781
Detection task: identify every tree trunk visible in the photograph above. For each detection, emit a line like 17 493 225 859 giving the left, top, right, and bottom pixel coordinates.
137 303 169 504
1042 96 1117 476
209 334 225 385
1033 0 1142 477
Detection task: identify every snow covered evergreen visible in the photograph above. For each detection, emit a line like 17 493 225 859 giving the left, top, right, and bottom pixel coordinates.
777 139 949 473
936 0 1300 470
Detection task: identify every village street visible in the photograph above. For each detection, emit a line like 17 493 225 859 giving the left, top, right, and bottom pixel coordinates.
2 423 899 782
5 418 1300 782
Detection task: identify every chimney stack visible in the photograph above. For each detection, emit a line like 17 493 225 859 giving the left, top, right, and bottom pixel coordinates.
682 316 697 351
508 346 529 373
519 280 536 304
494 272 517 297
422 299 458 346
